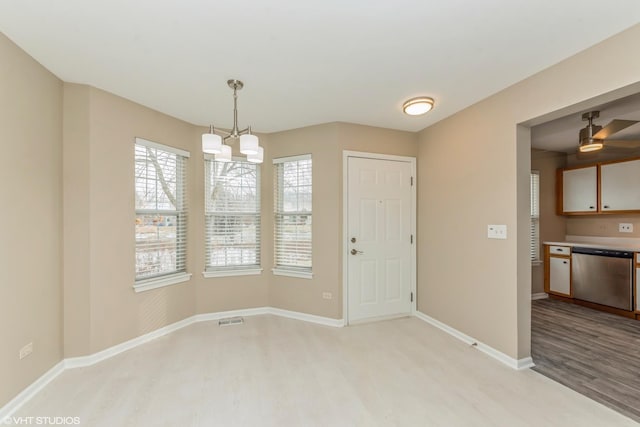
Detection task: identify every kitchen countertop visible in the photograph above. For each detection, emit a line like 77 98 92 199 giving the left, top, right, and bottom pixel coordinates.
544 235 640 252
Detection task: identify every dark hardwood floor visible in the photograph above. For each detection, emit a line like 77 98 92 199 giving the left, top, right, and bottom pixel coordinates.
532 298 640 423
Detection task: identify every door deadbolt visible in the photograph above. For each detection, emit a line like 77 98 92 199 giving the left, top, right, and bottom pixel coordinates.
351 237 356 243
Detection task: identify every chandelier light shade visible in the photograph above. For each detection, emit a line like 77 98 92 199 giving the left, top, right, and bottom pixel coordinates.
216 144 232 162
240 132 259 155
402 97 434 116
247 146 264 163
202 79 264 163
202 126 222 154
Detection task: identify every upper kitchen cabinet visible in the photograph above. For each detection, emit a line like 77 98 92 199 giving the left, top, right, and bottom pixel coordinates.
557 165 598 214
558 157 640 215
601 158 640 212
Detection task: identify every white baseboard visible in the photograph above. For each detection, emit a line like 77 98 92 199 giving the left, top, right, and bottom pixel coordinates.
531 293 549 300
65 315 195 369
193 307 271 323
268 307 345 327
0 361 65 420
0 307 343 418
414 311 534 371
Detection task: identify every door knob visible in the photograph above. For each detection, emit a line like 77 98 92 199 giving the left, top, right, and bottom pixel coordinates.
351 249 363 255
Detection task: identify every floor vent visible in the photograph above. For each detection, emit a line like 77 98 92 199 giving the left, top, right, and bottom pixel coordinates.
219 317 244 327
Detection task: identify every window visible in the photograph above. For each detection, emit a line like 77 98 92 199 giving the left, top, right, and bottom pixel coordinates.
134 138 190 291
204 157 261 276
530 170 540 263
273 155 312 278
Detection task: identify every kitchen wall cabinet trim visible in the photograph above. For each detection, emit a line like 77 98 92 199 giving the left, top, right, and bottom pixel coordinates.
557 165 598 214
600 158 640 212
633 252 640 312
557 156 640 215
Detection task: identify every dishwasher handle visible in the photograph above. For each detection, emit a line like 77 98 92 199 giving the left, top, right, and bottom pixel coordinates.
571 246 633 258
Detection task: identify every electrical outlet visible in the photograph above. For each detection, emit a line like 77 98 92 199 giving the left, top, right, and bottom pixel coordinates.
487 225 507 239
619 223 633 233
322 292 332 300
19 342 33 360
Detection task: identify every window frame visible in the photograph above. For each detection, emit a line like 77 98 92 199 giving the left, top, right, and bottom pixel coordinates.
133 137 191 292
203 155 262 278
273 154 313 279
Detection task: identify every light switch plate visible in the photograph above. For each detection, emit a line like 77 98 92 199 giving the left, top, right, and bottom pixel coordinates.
487 225 507 239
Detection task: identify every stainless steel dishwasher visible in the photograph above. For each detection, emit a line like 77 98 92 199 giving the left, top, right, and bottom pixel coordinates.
571 247 634 311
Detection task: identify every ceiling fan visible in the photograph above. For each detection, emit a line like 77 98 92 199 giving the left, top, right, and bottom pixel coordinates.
578 111 640 153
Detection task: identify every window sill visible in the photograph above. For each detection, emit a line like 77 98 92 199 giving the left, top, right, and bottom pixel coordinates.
272 268 313 279
202 268 263 278
133 272 192 293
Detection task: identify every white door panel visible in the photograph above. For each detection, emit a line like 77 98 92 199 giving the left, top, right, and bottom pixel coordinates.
347 157 413 322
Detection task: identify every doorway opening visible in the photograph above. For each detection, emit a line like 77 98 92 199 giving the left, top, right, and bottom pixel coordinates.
524 84 640 422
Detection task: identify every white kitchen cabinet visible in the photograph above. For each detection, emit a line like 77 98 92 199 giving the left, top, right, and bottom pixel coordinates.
600 159 640 211
561 166 597 213
549 256 571 296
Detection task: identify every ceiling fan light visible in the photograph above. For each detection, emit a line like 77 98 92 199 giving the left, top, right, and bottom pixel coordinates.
215 144 232 162
240 133 259 155
579 140 604 153
202 131 222 154
247 146 264 163
403 97 434 116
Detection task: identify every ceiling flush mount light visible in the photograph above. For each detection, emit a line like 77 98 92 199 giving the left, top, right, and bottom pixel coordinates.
202 79 264 163
402 97 434 116
578 111 604 153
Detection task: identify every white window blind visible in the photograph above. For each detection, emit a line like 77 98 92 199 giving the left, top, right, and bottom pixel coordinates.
530 171 540 262
273 155 312 272
135 139 189 281
205 158 261 271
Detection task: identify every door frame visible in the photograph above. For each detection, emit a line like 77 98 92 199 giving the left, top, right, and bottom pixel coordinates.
342 150 417 325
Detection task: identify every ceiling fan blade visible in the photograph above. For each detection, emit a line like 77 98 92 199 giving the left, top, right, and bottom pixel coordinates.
604 139 640 148
592 119 639 139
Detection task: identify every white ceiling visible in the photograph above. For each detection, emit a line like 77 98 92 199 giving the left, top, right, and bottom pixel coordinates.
1 1 639 134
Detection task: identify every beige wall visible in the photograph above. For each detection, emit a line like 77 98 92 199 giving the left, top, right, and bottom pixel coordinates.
566 214 640 238
194 130 270 315
63 86 199 355
531 149 566 294
417 24 640 360
4 19 640 409
63 87 271 355
266 123 341 317
0 33 63 407
61 95 418 356
267 122 417 318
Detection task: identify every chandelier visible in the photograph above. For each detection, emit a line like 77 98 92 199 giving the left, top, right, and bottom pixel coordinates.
201 79 263 163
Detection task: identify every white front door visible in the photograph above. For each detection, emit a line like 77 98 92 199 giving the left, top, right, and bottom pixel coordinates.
347 156 414 323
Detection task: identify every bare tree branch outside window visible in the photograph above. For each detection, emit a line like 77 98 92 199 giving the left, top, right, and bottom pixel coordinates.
205 159 260 270
135 143 187 280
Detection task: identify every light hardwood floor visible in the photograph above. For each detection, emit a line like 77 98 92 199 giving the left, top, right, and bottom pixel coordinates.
14 315 637 426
